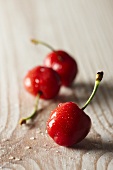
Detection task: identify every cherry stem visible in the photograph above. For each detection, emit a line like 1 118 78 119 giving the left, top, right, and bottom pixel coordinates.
31 39 55 52
19 93 41 125
82 71 104 110
31 39 64 61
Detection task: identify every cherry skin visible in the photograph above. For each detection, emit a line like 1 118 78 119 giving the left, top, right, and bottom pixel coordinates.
44 50 78 86
24 66 61 99
47 102 91 146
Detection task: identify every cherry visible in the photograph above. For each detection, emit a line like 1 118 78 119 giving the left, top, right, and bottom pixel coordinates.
19 66 61 125
46 71 103 146
24 66 61 99
31 39 78 86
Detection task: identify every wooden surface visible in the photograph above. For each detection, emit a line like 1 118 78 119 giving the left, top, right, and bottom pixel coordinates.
0 0 113 169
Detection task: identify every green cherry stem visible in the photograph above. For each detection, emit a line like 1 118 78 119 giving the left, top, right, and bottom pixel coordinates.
31 39 64 61
31 39 55 52
19 92 41 125
82 71 104 110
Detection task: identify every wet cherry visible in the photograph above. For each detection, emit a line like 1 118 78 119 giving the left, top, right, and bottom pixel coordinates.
46 71 103 146
19 66 61 125
24 66 61 99
47 102 91 146
31 39 78 86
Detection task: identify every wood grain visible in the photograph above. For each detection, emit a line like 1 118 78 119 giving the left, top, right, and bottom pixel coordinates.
0 0 113 169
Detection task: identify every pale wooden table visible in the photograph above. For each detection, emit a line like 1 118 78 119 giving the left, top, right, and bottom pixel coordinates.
0 0 113 169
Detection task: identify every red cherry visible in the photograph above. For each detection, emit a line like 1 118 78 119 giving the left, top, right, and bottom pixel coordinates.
44 50 78 86
31 39 78 86
46 72 103 146
19 66 61 125
47 102 91 146
24 66 61 99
